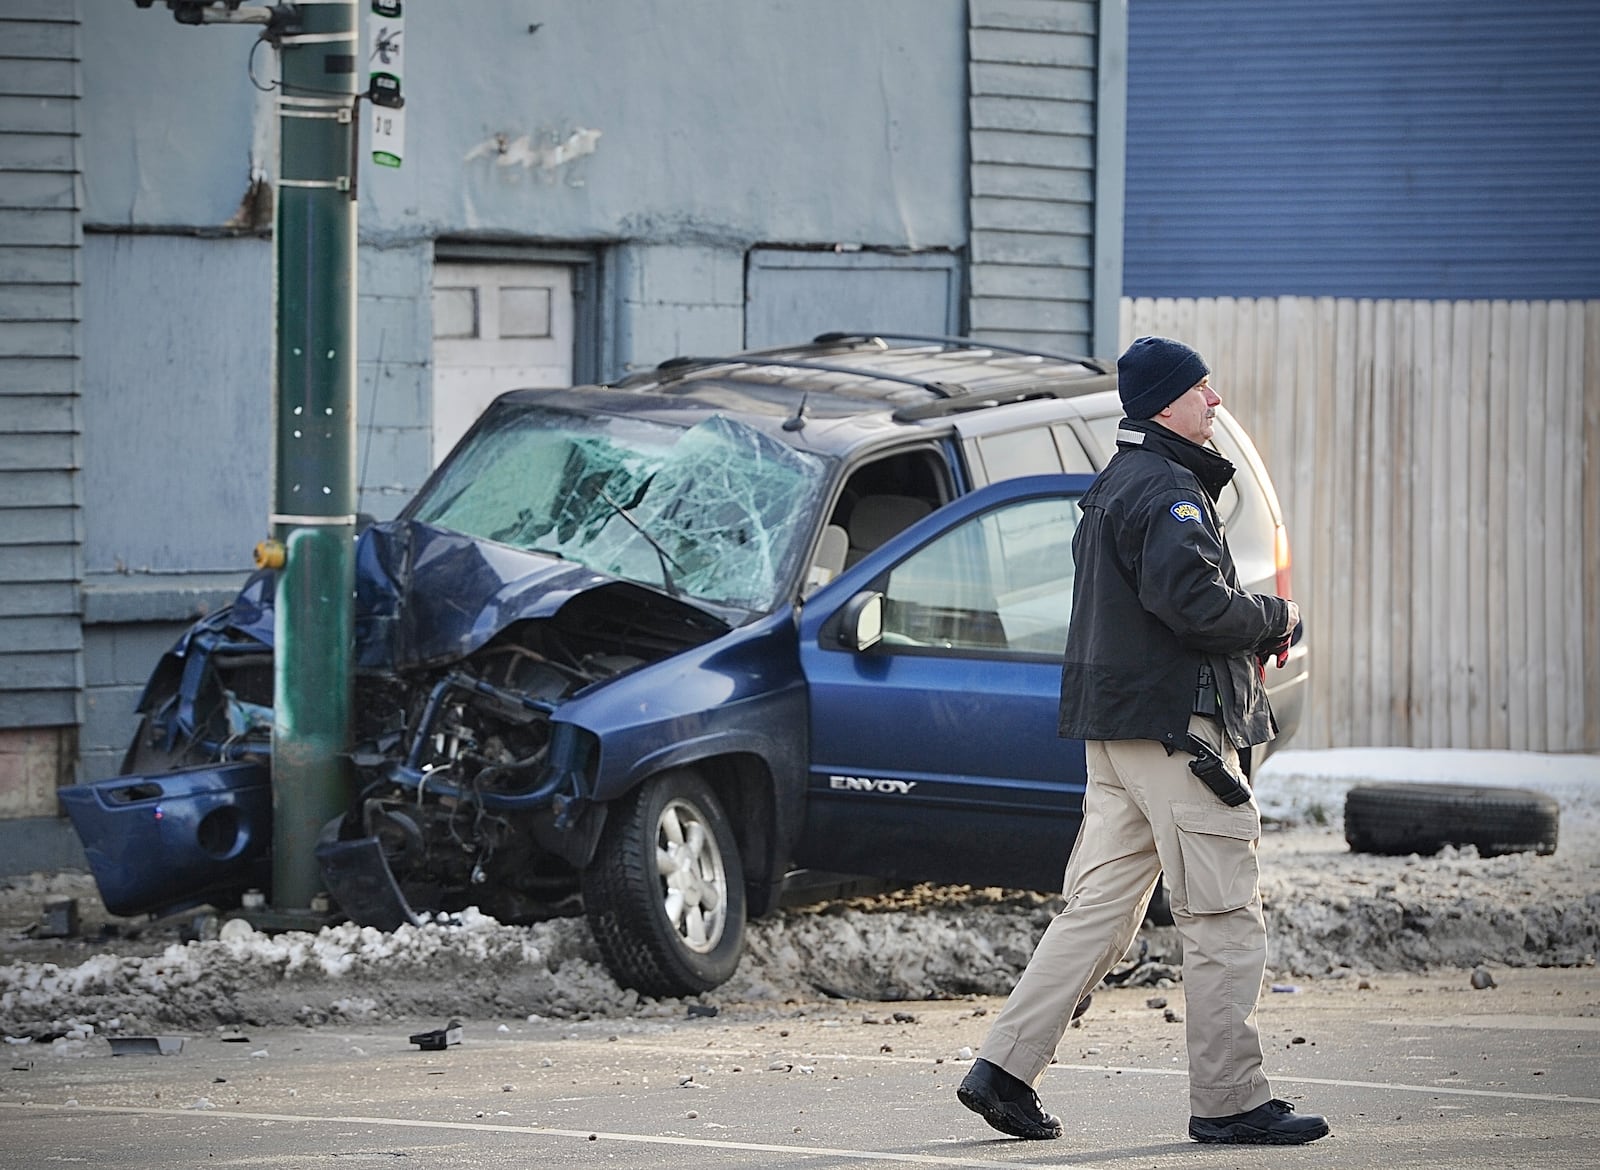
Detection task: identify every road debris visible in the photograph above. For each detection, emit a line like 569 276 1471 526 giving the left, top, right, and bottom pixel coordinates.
36 898 78 939
107 1036 184 1056
409 1019 463 1050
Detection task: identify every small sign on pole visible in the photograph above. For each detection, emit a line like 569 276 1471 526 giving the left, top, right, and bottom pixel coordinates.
369 0 404 167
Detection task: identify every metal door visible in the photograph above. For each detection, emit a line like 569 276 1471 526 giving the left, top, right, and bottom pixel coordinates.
794 475 1092 891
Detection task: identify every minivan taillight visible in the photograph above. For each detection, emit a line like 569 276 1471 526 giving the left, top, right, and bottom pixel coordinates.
1274 523 1293 599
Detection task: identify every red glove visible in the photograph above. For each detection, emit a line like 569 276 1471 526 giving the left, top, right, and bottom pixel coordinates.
1257 618 1302 670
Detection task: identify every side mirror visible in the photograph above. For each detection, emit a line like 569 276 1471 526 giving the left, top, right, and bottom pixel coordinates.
837 591 883 652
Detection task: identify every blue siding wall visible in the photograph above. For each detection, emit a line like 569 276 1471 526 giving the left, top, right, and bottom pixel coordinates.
1123 0 1600 299
967 0 1106 354
0 3 82 733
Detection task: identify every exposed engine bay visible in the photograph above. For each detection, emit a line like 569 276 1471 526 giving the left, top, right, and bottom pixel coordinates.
123 574 726 925
338 585 722 923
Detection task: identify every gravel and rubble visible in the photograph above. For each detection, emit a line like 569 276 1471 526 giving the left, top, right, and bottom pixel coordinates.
2 749 1596 1041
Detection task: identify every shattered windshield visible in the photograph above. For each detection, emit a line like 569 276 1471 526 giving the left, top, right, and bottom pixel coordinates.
410 404 830 613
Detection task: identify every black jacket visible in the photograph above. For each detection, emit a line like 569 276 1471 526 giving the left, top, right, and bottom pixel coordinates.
1057 419 1293 751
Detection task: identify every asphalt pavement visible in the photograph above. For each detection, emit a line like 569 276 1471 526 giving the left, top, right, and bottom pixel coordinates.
3 967 1596 1168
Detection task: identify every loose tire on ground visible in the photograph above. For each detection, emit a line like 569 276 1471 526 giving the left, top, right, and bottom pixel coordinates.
582 769 746 998
1343 782 1559 858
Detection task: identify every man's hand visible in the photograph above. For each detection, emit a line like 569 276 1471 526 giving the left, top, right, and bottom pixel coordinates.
1262 633 1292 670
1260 602 1302 670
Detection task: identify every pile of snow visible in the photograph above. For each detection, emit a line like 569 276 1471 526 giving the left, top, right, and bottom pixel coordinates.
1 906 632 1034
2 750 1596 1037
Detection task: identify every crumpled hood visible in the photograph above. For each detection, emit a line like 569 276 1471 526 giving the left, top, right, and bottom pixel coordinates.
226 519 728 671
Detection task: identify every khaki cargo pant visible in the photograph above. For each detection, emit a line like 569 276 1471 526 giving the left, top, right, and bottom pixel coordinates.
976 714 1273 1118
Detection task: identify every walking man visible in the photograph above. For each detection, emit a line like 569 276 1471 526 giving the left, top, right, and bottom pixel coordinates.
957 336 1329 1146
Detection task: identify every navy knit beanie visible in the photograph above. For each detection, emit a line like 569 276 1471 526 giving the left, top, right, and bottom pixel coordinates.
1117 336 1210 420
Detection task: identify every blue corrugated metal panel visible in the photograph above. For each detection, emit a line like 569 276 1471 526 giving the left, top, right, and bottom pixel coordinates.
1123 0 1600 299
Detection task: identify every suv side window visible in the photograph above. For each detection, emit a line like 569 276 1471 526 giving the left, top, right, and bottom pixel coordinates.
1051 424 1096 472
829 449 951 570
975 428 1059 478
878 495 1081 657
969 424 1096 483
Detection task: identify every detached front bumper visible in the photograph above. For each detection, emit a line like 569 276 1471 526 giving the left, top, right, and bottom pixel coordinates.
62 723 602 927
60 762 273 919
61 761 442 932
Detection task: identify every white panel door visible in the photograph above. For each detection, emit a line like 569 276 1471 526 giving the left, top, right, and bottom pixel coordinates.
431 262 574 465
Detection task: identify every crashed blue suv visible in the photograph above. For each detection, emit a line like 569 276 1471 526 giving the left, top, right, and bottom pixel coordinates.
64 334 1307 998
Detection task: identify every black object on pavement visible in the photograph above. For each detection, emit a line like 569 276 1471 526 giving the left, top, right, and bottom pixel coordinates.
409 1019 463 1051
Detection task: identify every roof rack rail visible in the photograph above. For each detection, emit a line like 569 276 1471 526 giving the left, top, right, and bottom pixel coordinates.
811 331 1111 375
648 354 965 398
890 374 1117 422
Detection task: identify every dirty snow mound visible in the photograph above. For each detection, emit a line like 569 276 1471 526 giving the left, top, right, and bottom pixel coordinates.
4 749 1597 1035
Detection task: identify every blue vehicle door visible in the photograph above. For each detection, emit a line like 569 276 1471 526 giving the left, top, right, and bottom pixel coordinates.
793 474 1094 891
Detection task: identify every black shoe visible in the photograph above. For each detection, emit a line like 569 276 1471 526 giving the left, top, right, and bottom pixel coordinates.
957 1058 1062 1140
1189 1098 1330 1145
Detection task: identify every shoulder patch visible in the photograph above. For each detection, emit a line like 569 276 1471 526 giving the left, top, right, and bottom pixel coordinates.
1170 500 1203 523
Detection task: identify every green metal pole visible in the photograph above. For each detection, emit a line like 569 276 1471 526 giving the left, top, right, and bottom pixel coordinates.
269 0 360 915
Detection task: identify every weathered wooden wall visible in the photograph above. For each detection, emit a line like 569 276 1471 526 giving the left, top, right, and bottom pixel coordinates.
1122 296 1600 753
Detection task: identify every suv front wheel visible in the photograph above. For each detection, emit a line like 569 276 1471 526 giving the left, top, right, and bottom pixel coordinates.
581 769 747 998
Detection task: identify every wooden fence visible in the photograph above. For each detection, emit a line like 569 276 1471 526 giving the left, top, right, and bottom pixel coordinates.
1121 296 1600 754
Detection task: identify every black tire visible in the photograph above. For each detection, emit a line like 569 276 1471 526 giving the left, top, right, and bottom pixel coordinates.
582 770 746 998
1344 782 1559 858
